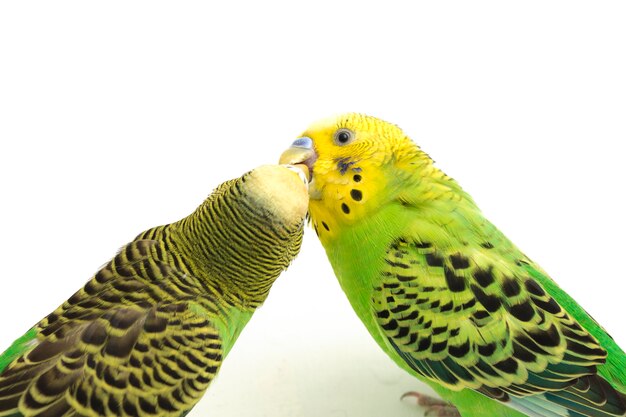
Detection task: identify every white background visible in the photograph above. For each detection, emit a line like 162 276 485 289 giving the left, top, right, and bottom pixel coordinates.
1 2 625 417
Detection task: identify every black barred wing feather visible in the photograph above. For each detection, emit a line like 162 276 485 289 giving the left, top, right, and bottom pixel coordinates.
0 240 223 417
373 237 626 416
0 305 221 417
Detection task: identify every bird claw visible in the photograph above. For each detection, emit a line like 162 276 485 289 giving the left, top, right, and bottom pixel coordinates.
401 391 461 417
424 405 461 417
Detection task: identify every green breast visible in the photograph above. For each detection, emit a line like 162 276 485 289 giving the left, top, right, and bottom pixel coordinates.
192 301 254 358
321 204 407 347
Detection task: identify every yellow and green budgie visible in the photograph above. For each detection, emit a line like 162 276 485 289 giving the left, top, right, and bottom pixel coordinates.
280 114 626 417
0 164 309 417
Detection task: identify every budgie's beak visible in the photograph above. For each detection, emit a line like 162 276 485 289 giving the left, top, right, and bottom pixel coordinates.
279 137 318 181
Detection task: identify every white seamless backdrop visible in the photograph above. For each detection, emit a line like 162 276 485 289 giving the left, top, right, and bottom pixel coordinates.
1 2 625 417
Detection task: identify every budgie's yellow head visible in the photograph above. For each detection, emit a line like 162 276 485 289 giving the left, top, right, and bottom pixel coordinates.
280 113 433 243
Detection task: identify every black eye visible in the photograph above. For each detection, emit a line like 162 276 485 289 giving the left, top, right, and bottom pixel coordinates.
334 128 354 145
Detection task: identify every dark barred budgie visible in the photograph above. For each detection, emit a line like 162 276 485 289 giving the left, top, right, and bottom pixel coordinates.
0 164 309 417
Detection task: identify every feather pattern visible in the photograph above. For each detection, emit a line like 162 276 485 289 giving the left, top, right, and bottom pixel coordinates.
0 165 308 417
281 113 626 417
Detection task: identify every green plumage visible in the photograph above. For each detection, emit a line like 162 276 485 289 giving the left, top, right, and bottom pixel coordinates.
281 113 626 417
0 165 308 417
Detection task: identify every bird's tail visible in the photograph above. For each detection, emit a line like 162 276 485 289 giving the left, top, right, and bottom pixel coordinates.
510 374 626 417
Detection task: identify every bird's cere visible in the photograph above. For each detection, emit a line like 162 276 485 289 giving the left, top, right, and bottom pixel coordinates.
291 136 313 149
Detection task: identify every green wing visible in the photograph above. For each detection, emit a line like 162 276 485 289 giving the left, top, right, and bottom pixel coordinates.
522 263 626 393
0 240 223 417
0 329 39 377
373 236 626 416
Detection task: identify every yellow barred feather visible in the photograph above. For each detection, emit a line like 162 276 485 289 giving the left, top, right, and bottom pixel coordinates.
0 165 308 417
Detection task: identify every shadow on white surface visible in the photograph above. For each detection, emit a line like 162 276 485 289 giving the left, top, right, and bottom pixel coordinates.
202 345 433 417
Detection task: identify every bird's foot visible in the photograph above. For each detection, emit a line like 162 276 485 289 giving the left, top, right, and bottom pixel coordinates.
401 392 461 417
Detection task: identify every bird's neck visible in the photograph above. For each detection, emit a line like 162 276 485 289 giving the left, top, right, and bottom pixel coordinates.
182 197 285 308
317 163 486 310
136 196 283 311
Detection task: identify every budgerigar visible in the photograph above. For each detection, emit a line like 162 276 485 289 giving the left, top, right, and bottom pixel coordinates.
280 114 626 417
0 164 309 417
